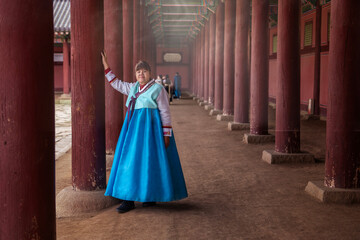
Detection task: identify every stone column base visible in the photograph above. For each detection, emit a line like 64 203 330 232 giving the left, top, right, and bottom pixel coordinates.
301 113 320 120
209 109 222 116
199 101 208 106
262 150 314 164
244 133 274 143
60 93 71 98
269 102 276 109
193 97 198 101
204 105 214 111
228 122 250 131
216 114 234 122
106 154 114 170
305 181 360 204
57 94 72 104
56 186 120 218
197 99 204 104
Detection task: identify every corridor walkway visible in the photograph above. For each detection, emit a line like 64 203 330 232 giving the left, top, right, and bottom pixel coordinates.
55 103 71 160
56 97 360 240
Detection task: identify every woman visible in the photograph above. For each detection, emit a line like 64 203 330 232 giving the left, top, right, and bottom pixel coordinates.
101 51 188 213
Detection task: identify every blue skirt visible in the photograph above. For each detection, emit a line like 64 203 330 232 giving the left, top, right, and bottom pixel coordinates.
105 108 188 202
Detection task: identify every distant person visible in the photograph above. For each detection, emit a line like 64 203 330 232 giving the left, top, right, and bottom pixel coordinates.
101 51 188 213
155 74 163 85
162 74 173 102
174 72 182 99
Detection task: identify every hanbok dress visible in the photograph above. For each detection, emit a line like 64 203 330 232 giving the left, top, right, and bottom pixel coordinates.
104 69 188 202
174 74 181 98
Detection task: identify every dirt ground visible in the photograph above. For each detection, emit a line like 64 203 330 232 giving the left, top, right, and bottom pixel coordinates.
56 97 360 240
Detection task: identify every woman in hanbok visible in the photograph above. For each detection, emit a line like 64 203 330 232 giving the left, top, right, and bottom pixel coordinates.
101 52 188 213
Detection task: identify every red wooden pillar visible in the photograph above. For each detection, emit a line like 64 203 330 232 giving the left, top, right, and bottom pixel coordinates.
250 0 269 134
104 0 123 154
144 18 151 64
71 0 106 190
196 36 201 97
325 0 360 188
191 41 194 95
146 21 152 62
147 30 154 74
313 0 321 116
139 0 145 60
208 14 216 105
151 34 157 75
144 2 148 61
62 38 70 95
0 2 55 239
133 0 140 66
275 0 300 153
223 0 236 115
214 1 225 111
200 28 205 100
193 38 197 97
234 0 250 123
143 15 148 61
123 0 133 116
191 40 195 96
204 23 210 103
196 39 199 96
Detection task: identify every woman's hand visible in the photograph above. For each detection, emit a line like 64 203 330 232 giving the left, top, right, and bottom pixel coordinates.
164 136 170 148
101 50 109 70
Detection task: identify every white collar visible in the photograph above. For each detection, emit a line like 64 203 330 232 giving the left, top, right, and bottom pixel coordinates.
138 79 155 92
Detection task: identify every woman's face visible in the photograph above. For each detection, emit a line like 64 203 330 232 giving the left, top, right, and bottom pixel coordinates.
136 68 151 85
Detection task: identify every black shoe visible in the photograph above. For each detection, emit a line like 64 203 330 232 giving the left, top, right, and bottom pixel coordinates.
142 202 156 207
116 201 135 213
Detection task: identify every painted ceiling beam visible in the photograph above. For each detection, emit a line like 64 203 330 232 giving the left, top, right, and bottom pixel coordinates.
161 4 204 7
163 19 195 22
163 24 193 27
162 12 198 15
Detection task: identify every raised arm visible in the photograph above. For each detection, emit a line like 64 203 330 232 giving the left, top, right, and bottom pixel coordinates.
101 51 135 95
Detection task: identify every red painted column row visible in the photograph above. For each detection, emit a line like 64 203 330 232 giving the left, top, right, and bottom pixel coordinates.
191 40 196 95
250 0 269 134
208 14 216 105
201 29 204 100
196 31 202 100
193 38 197 96
0 1 55 238
193 37 198 97
214 1 225 111
204 23 210 103
234 0 250 123
123 0 133 117
325 0 360 188
196 36 201 98
71 0 106 190
190 39 196 96
222 0 236 115
104 0 124 154
104 0 156 164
